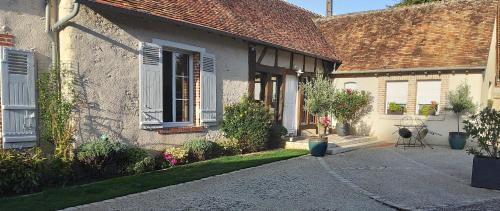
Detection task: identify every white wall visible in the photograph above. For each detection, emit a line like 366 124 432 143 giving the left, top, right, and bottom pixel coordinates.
333 72 484 146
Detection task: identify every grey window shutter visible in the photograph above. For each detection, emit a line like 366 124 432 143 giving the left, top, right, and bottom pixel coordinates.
139 42 163 128
0 47 37 149
201 53 217 123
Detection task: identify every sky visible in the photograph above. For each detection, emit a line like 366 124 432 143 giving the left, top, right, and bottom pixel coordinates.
288 0 400 16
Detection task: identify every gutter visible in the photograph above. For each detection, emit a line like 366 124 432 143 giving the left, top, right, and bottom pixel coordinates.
45 0 80 66
332 66 486 76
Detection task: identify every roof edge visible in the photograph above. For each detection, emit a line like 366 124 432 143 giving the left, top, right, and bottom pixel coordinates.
315 0 491 23
82 0 339 62
332 66 486 75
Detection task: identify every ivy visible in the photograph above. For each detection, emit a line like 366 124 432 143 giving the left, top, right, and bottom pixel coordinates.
37 66 75 161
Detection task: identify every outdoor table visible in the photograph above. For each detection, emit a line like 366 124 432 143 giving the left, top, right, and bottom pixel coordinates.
394 124 432 149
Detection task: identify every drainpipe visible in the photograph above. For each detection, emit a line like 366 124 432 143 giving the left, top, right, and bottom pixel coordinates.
45 0 80 67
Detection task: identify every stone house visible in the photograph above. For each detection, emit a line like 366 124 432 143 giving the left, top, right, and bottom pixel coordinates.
0 0 499 149
316 0 500 145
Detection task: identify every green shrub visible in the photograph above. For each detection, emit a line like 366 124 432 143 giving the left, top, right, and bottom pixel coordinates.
222 97 273 153
165 146 189 164
182 139 222 161
217 138 241 156
0 148 45 194
465 107 500 159
268 124 288 149
132 156 156 174
76 137 129 177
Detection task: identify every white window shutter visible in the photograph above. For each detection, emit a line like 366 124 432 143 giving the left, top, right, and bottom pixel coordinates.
0 47 37 149
201 53 217 124
139 42 163 128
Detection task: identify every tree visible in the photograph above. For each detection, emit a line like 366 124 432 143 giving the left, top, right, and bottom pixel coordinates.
393 0 442 7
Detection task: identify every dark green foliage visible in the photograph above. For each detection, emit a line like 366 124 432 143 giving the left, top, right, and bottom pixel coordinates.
182 139 222 161
393 0 442 7
0 148 45 194
222 97 273 153
464 107 500 159
75 136 163 176
267 124 288 149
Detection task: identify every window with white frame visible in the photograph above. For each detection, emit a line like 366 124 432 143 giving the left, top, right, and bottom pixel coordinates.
386 81 408 115
344 82 357 90
416 80 441 116
163 50 193 125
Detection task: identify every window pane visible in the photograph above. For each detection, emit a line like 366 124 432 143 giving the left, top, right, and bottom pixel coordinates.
176 77 190 100
176 100 190 122
344 82 357 90
254 72 262 101
417 80 441 115
175 54 189 77
386 81 408 114
163 51 173 122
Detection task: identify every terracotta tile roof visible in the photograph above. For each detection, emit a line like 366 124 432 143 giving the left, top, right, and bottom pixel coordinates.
84 0 339 61
316 0 498 71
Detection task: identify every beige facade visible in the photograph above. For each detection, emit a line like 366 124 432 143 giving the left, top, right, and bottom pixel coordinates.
333 72 486 145
59 5 251 149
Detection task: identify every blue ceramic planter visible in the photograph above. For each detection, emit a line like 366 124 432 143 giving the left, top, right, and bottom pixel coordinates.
449 132 467 150
309 138 328 157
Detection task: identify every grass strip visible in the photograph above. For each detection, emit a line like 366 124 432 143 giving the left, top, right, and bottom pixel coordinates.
0 149 308 211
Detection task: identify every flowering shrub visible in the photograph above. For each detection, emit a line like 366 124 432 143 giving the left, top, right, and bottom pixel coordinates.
163 153 178 166
165 146 189 165
319 116 331 128
331 89 372 124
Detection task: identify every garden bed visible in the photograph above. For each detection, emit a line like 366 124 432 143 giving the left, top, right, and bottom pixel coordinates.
0 149 307 211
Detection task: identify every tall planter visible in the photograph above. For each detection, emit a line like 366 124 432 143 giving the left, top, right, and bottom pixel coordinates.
471 156 500 190
308 137 328 157
448 132 467 150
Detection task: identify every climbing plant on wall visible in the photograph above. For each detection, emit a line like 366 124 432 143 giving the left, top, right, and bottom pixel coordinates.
37 66 75 161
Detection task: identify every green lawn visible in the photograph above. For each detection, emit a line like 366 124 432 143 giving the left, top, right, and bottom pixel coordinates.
0 149 308 211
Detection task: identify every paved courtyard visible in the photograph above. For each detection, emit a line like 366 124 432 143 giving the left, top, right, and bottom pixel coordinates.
67 144 500 211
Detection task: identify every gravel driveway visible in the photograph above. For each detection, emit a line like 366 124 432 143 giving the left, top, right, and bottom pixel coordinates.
65 145 500 211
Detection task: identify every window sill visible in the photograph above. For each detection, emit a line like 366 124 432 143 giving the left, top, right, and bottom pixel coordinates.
380 114 445 121
157 126 205 135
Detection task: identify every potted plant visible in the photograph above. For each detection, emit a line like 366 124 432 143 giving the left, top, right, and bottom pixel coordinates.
387 102 405 115
419 101 438 116
447 82 476 150
464 107 500 190
301 76 335 156
331 89 372 136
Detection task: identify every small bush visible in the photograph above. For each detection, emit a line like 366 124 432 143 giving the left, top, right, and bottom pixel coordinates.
165 146 189 164
222 97 273 153
132 156 156 174
76 138 129 177
0 148 45 194
217 138 242 156
182 139 222 161
268 124 288 149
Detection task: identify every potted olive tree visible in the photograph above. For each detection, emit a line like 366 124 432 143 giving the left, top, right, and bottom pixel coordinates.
447 82 476 150
464 107 500 190
331 89 372 136
301 76 335 156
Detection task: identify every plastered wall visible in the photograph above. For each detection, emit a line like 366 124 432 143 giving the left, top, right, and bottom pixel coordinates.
65 5 249 150
333 72 484 146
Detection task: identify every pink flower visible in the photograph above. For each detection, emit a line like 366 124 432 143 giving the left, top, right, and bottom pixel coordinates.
170 159 177 166
164 153 173 160
346 89 353 94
